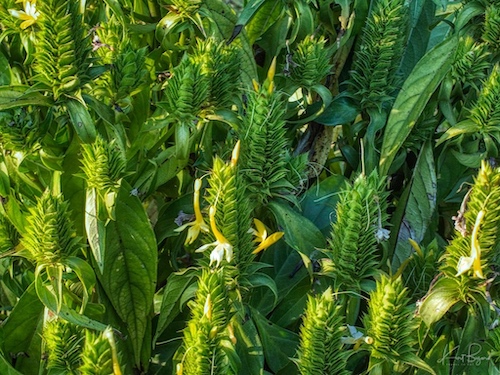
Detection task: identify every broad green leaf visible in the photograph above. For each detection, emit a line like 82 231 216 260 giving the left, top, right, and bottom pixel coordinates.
154 269 197 343
203 0 258 86
101 181 158 366
451 309 489 375
0 86 53 110
379 36 458 175
234 317 264 375
35 274 108 331
400 0 436 79
289 0 315 43
65 98 97 143
419 277 461 326
315 94 359 126
392 141 437 270
251 307 299 373
1 283 43 357
0 51 11 85
83 94 114 126
451 149 485 168
268 200 326 254
245 0 285 45
415 335 450 375
102 0 125 22
0 353 23 375
64 256 96 312
400 352 436 375
242 272 278 306
234 0 267 27
85 188 106 273
252 243 309 316
0 162 10 197
269 278 309 327
436 120 478 145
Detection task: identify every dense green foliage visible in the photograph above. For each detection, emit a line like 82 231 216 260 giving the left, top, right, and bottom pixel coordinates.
1 0 500 374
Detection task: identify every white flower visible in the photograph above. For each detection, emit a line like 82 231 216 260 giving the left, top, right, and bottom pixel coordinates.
195 206 233 267
9 1 40 29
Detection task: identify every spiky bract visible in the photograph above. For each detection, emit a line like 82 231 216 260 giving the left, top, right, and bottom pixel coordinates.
109 42 149 112
161 55 209 123
296 288 349 375
348 0 408 111
289 36 333 89
43 317 83 374
35 0 92 99
324 171 388 292
79 329 117 375
483 5 500 50
441 161 500 282
22 192 81 264
193 38 242 109
451 37 490 87
238 86 291 203
166 0 202 16
468 64 500 134
0 108 42 152
364 275 418 372
205 156 254 269
80 135 126 192
179 269 235 375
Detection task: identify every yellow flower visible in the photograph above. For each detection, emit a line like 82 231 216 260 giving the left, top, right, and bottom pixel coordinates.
456 210 484 279
175 179 209 245
250 218 284 254
9 0 39 30
195 206 233 267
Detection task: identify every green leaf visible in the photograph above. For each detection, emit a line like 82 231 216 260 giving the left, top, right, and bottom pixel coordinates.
253 243 310 315
0 353 23 375
415 335 450 375
269 279 309 327
245 0 285 45
251 307 299 373
234 317 264 375
154 269 197 343
392 141 437 270
400 0 436 79
268 201 326 254
203 0 258 85
1 283 43 358
35 271 108 331
451 309 489 375
436 120 478 145
101 181 158 366
65 98 97 143
400 352 436 375
379 36 458 175
0 51 11 85
242 272 279 307
315 94 359 126
0 86 54 110
85 188 106 273
64 256 96 312
419 277 461 326
234 0 267 27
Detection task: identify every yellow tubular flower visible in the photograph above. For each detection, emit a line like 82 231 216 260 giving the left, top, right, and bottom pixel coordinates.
230 140 241 168
456 210 485 278
195 206 233 267
250 218 284 254
9 0 39 29
174 179 209 245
